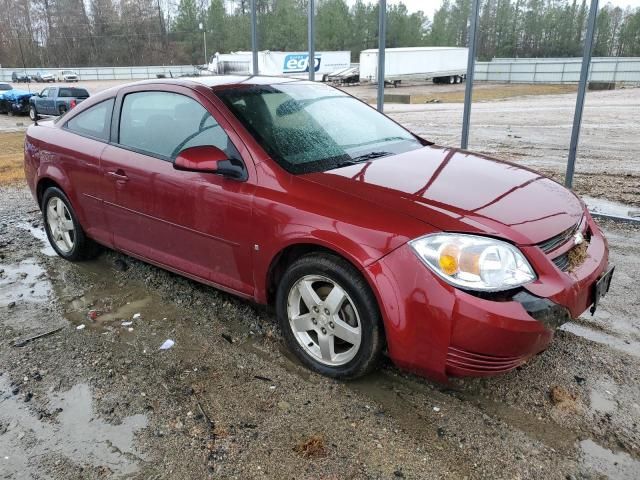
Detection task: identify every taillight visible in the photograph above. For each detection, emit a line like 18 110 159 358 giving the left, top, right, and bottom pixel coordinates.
70 99 77 109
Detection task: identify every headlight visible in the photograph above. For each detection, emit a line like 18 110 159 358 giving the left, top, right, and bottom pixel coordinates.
409 233 536 291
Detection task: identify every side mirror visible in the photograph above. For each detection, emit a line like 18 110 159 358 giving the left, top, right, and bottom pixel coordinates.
174 146 246 180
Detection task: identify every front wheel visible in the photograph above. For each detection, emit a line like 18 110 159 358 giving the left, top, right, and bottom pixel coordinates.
29 106 39 121
276 253 384 379
42 187 100 261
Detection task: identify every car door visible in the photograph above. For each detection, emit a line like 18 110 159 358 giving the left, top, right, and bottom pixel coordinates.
100 85 256 296
39 88 57 115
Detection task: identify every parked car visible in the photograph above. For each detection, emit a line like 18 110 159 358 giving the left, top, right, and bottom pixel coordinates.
29 87 89 120
23 77 613 381
0 88 35 115
0 82 12 92
57 70 79 82
34 72 55 83
11 71 31 83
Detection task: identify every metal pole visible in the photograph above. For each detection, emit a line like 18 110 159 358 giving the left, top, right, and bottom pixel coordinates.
250 0 258 75
376 0 386 112
308 0 315 81
204 31 207 66
565 0 599 188
461 0 480 149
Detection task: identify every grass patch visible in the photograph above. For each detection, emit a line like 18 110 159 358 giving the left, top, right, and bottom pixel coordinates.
408 84 577 104
0 132 26 185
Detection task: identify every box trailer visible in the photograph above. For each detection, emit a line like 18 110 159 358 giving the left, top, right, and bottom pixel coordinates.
359 47 469 85
209 51 351 78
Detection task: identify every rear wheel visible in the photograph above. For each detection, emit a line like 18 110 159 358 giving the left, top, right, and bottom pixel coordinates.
276 253 384 379
449 76 455 84
42 187 100 261
58 105 67 116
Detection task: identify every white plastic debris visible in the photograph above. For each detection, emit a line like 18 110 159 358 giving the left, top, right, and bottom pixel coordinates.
121 321 133 326
159 339 175 350
76 324 86 330
127 328 134 332
433 407 441 412
133 313 141 320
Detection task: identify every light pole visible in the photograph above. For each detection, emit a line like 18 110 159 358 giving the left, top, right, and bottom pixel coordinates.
199 22 207 66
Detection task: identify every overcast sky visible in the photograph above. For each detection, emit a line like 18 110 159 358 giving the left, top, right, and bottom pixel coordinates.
347 0 640 18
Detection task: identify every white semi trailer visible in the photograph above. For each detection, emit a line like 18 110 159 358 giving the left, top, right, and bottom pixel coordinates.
359 47 469 85
209 51 351 78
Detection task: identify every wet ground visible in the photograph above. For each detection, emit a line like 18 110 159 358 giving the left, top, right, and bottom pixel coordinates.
1 184 639 479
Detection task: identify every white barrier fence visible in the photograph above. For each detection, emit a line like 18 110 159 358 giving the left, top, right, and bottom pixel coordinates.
475 57 640 84
0 65 197 82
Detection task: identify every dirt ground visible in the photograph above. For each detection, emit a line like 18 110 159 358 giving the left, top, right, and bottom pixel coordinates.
1 185 639 479
1 81 639 478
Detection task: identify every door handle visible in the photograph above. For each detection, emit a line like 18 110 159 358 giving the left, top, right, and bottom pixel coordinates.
107 170 129 182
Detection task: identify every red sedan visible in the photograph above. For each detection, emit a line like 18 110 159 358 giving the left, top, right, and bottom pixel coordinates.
23 76 613 382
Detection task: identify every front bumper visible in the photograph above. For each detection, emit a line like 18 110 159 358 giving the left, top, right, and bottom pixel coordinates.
364 215 609 382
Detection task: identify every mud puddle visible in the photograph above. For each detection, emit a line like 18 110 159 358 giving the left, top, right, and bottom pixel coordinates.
561 321 640 358
349 369 579 452
579 439 640 479
54 258 181 334
0 376 148 478
0 258 52 308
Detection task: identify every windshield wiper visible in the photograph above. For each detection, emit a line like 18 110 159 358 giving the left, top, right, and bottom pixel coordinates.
349 151 393 163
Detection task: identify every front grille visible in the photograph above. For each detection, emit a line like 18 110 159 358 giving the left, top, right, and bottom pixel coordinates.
537 220 581 253
553 253 570 271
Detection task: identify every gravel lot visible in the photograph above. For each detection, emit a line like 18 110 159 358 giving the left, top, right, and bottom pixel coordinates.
1 80 639 479
1 183 640 479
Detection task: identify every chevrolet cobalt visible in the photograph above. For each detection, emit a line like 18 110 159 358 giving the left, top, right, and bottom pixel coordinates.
24 77 613 382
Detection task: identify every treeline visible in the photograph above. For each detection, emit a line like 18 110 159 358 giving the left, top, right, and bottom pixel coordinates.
0 0 639 68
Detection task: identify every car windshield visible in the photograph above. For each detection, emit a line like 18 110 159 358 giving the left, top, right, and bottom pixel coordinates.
59 88 89 98
216 83 422 174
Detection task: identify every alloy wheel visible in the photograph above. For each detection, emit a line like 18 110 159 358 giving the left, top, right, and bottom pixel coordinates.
287 274 362 366
46 197 75 253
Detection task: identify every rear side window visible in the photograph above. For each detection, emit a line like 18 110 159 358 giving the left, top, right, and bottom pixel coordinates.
65 98 114 141
59 88 89 98
118 91 239 161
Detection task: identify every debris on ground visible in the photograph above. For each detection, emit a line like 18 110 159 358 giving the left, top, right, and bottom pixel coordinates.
12 326 65 347
293 434 326 458
132 313 141 320
76 324 86 330
159 339 175 350
88 309 99 321
121 321 133 326
549 386 580 411
574 376 587 385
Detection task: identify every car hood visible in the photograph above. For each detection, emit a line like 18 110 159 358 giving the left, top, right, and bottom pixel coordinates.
302 145 583 245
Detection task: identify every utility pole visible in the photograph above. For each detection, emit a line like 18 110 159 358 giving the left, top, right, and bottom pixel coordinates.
199 23 207 66
308 0 315 81
565 0 599 188
376 0 386 112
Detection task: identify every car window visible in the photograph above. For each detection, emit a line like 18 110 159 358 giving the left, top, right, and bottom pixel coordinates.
118 91 239 161
217 83 421 174
59 88 89 98
40 89 49 98
65 98 114 141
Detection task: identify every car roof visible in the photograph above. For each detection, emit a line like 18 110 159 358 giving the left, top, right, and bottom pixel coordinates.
122 75 308 91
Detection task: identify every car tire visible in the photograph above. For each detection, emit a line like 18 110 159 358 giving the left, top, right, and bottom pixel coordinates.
276 253 384 379
59 105 67 116
41 187 100 261
29 106 39 121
